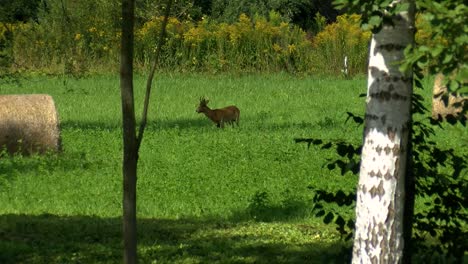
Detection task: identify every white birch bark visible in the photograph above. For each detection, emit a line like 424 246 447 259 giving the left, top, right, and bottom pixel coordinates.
352 1 415 263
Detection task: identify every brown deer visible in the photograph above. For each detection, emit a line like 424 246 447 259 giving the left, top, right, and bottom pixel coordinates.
196 97 240 128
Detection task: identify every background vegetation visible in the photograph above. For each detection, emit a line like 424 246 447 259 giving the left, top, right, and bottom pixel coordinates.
0 0 437 77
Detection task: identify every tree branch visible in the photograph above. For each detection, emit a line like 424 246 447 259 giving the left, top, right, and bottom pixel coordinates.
136 0 173 151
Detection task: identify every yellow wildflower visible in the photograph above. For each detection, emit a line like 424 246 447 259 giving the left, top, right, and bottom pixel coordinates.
273 43 282 53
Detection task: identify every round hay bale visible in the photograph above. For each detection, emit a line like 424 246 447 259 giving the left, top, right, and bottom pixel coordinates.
0 94 61 155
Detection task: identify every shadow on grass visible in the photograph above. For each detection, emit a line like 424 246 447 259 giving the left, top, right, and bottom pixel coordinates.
59 117 321 132
60 118 212 132
0 213 351 264
0 151 99 186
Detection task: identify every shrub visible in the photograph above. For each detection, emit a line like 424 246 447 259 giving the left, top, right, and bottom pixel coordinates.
312 14 371 76
135 12 315 73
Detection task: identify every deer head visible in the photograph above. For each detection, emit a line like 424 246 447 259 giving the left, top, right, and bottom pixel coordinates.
196 97 210 113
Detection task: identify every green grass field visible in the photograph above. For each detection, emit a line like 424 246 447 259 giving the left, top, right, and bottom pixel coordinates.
0 74 465 263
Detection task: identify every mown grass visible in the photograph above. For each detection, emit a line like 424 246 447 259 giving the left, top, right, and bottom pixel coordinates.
0 73 464 263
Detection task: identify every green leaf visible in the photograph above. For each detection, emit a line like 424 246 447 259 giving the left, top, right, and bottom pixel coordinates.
455 34 468 45
368 15 383 27
442 53 453 64
457 85 468 94
430 46 444 57
395 3 410 13
418 45 431 53
448 80 460 92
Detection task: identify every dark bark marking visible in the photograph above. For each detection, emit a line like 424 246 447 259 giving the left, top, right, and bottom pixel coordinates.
377 180 385 199
388 201 397 263
387 127 397 142
394 158 400 179
377 171 383 178
369 170 376 177
365 244 370 257
364 126 370 136
402 76 413 83
370 91 391 102
377 43 406 52
384 145 392 155
369 66 380 77
381 115 387 125
392 144 400 156
370 90 408 102
386 201 395 224
376 75 412 84
379 221 389 260
384 170 393 180
376 145 383 155
371 227 379 248
369 180 385 199
392 92 408 101
366 114 379 121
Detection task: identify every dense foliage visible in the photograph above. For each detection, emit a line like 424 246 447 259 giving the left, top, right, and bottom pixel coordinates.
298 88 467 261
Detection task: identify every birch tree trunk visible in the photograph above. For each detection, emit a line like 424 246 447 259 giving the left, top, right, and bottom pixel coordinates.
352 1 415 263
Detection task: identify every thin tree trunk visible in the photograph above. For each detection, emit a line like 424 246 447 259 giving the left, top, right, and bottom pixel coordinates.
352 1 415 263
120 0 137 263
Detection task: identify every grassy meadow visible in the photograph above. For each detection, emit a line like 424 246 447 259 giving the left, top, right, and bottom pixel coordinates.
0 73 465 263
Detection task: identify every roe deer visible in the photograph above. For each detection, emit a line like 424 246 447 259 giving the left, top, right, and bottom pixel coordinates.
196 97 240 128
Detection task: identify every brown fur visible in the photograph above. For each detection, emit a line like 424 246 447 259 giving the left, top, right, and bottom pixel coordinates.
432 73 467 120
196 97 240 128
0 94 61 155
